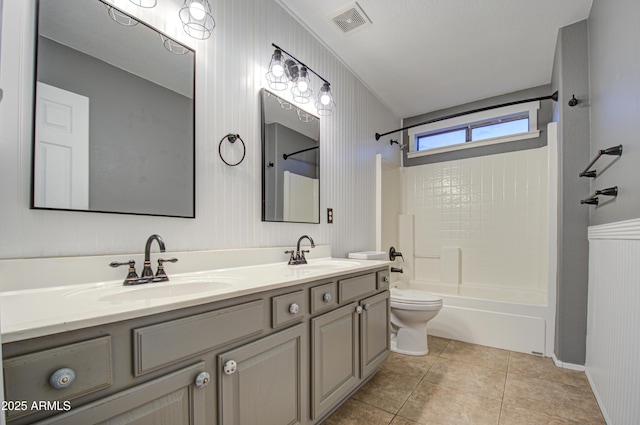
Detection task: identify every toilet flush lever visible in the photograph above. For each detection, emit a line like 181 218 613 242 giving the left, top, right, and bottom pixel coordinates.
389 247 404 262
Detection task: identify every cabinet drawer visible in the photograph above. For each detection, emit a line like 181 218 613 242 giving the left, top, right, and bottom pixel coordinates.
377 269 390 290
272 290 305 328
309 282 337 314
134 300 264 376
338 273 376 303
3 336 112 420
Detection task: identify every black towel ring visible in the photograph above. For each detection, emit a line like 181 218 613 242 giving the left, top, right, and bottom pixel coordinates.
218 133 246 166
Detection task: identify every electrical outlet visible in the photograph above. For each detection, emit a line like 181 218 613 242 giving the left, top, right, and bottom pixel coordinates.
327 208 333 224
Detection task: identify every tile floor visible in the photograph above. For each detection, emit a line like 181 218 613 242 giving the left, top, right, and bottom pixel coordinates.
323 336 605 425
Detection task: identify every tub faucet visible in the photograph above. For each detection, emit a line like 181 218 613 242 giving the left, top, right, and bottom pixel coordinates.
286 235 315 265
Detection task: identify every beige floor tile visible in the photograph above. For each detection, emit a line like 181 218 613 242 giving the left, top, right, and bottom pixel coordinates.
424 357 507 399
390 416 420 425
397 381 502 425
322 399 394 425
503 373 606 424
508 352 590 389
383 351 437 375
352 352 435 413
352 365 423 413
440 339 510 371
499 404 582 425
426 335 450 356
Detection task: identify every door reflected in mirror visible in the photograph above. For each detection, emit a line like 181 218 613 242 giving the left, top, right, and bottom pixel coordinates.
261 89 320 224
33 0 195 218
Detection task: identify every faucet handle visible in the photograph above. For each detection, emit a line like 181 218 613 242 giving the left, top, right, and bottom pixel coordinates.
158 258 178 265
155 258 178 282
285 250 296 265
110 260 140 285
300 250 310 264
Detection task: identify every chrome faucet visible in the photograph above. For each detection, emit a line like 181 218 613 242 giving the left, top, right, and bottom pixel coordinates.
286 235 315 265
110 234 178 285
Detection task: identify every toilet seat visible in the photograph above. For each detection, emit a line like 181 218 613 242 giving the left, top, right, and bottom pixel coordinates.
390 288 442 310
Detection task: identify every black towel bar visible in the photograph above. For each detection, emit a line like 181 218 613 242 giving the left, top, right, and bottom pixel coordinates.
580 186 618 206
579 145 623 178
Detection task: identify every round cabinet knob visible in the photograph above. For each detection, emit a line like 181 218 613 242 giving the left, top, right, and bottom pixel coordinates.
383 276 390 283
355 306 363 314
49 368 76 390
322 293 332 303
194 371 210 388
289 303 300 314
363 303 370 311
223 360 238 375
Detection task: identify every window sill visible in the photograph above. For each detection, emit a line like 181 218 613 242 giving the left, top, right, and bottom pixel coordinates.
406 130 541 159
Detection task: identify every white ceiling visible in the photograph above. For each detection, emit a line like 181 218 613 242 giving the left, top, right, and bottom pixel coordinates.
279 0 593 118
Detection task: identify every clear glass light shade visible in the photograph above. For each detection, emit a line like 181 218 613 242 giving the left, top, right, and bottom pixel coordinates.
180 0 216 40
129 0 157 7
291 67 313 104
265 49 288 91
315 83 336 115
106 5 138 26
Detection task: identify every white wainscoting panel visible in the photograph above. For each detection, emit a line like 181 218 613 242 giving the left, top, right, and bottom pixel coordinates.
586 219 640 425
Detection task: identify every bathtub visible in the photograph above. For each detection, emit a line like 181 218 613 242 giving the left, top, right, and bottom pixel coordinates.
395 280 553 356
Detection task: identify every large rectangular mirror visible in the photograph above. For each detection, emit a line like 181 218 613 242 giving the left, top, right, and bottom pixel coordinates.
32 0 195 218
261 89 320 223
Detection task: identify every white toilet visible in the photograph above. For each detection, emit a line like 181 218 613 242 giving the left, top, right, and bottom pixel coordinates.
390 287 443 356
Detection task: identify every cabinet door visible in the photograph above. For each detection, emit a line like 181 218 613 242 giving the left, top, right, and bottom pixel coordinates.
310 302 359 420
360 291 390 378
36 362 208 425
218 324 306 425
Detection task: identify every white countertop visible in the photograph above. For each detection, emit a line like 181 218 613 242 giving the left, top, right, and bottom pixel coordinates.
0 257 389 343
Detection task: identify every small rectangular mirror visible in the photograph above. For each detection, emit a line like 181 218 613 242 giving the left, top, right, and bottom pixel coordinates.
261 89 320 223
32 0 195 218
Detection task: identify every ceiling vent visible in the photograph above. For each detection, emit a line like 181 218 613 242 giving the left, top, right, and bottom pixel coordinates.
328 2 372 35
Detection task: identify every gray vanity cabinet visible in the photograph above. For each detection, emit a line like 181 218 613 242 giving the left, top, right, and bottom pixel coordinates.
310 302 360 420
36 362 208 425
359 291 391 378
2 266 389 425
218 324 306 425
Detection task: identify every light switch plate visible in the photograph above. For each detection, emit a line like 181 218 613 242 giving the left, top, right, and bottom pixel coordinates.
327 208 333 224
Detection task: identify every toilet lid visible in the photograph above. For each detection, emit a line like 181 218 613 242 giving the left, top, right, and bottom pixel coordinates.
390 288 442 305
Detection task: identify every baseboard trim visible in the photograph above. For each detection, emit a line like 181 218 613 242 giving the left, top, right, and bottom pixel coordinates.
551 353 585 371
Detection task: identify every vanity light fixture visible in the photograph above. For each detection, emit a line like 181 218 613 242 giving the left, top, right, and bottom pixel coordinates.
179 0 216 40
291 67 313 103
126 0 217 40
266 49 288 90
266 43 335 115
315 83 336 116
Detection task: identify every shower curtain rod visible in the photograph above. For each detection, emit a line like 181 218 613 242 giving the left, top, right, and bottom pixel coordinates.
283 146 319 160
375 91 558 141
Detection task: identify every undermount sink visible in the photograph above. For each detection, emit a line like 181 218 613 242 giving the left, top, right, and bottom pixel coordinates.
66 274 246 302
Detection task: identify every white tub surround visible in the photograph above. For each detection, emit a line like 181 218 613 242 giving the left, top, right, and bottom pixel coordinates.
391 123 559 357
0 246 389 343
